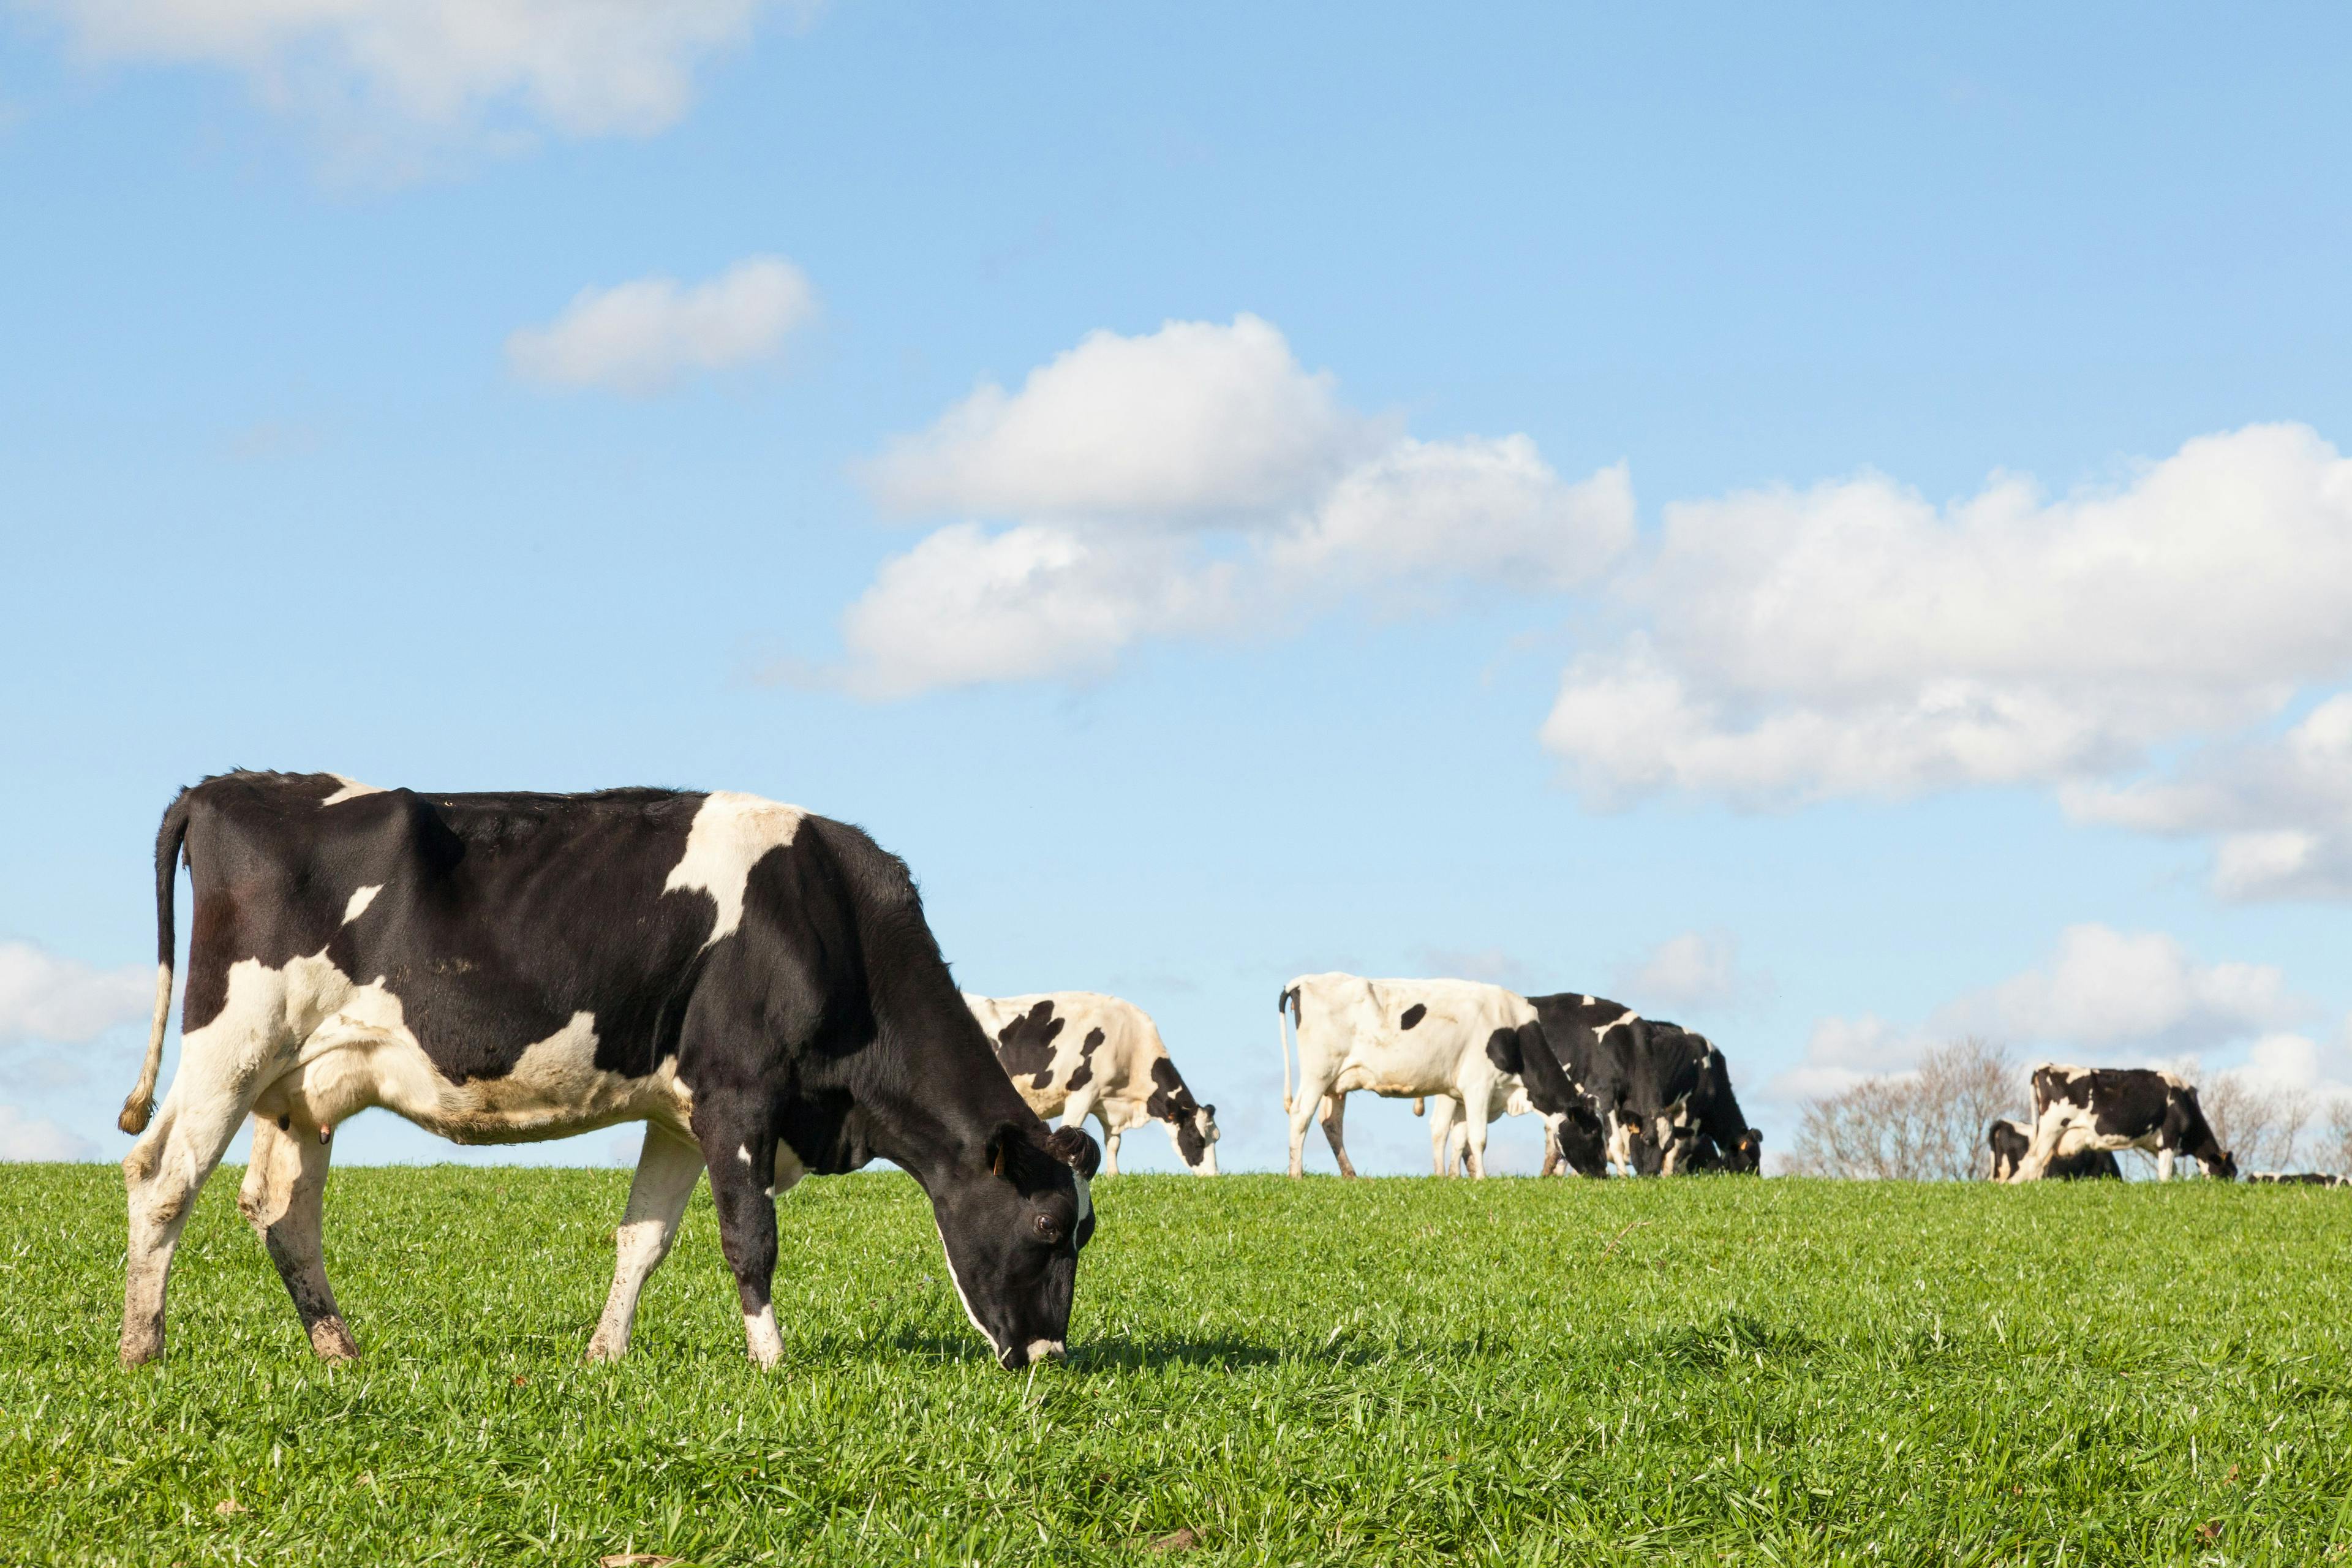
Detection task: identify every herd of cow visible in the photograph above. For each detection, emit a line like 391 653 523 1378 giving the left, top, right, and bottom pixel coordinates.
105 775 2334 1378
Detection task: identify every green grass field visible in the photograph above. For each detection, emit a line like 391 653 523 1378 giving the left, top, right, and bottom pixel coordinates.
7 1164 2351 1566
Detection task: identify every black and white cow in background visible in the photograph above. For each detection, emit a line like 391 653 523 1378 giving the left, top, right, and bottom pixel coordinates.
1523 995 1763 1177
2248 1172 2350 1186
963 991 1219 1174
1986 1117 2120 1180
2010 1065 2236 1182
1276 974 1582 1178
116 772 1098 1371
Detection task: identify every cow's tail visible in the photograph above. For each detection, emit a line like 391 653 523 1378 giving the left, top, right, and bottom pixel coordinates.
118 792 191 1136
1276 986 1300 1114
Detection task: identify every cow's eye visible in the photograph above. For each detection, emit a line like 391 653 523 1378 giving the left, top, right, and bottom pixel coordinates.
1033 1214 1062 1244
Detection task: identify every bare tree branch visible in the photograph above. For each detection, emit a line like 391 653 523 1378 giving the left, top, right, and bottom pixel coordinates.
1787 1038 2019 1181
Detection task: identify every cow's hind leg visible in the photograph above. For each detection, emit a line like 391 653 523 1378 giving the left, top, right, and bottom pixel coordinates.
693 1105 793 1369
1319 1093 1358 1180
1427 1096 1459 1176
587 1121 705 1363
1090 1104 1122 1177
238 1112 357 1361
121 1012 284 1365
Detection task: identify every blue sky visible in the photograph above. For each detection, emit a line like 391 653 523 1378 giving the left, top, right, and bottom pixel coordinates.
5 2 2351 1174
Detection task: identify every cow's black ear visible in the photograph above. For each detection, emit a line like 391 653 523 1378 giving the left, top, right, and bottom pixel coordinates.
1203 1104 1216 1118
1046 1125 1101 1180
987 1121 1025 1180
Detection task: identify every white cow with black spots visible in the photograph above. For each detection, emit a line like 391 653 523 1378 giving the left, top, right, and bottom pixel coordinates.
964 992 1220 1175
1276 973 1577 1180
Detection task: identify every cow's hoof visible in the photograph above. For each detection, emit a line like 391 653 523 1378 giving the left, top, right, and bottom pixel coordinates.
119 1336 163 1368
308 1318 360 1362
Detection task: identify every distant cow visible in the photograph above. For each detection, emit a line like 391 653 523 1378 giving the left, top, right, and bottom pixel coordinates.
2248 1172 2349 1186
963 992 1219 1175
1986 1117 2120 1180
1276 974 1578 1179
2011 1065 2236 1182
116 771 1098 1373
1522 995 1762 1176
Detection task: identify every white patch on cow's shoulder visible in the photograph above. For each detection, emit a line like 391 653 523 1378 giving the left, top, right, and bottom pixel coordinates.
341 885 382 925
664 791 809 949
320 775 384 807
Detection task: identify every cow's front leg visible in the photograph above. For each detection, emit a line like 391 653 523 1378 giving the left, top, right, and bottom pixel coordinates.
2155 1145 2176 1182
238 1112 357 1362
695 1110 788 1369
1319 1093 1357 1179
588 1121 705 1363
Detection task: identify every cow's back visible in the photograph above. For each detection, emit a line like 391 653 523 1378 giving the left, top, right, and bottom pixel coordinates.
180 772 807 1089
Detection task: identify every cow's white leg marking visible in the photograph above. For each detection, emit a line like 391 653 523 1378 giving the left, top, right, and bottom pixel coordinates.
587 1122 706 1364
121 959 307 1366
2156 1146 2176 1182
340 884 382 925
663 792 807 949
743 1303 783 1370
238 1112 357 1360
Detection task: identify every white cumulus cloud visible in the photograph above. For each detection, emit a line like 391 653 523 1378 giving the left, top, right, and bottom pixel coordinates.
1770 924 2309 1103
507 256 816 395
0 940 153 1048
22 0 802 170
1616 931 1757 1013
2064 693 2352 902
0 1103 94 1163
824 315 1634 697
1542 423 2352 809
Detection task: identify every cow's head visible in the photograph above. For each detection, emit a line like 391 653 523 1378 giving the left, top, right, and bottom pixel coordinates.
1548 1102 1610 1176
2201 1148 2239 1181
1178 1101 1221 1175
1725 1126 1764 1174
933 1121 1099 1370
1146 1059 1219 1175
1614 1113 1665 1176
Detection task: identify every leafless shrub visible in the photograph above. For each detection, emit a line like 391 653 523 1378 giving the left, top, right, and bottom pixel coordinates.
1787 1038 2020 1182
2197 1075 2314 1173
2307 1095 2352 1177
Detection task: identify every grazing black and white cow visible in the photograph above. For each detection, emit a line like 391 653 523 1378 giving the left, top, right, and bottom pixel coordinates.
116 772 1098 1371
2247 1172 2348 1186
963 991 1219 1175
1275 974 1580 1179
2010 1065 2236 1182
1523 995 1762 1177
1986 1117 2120 1181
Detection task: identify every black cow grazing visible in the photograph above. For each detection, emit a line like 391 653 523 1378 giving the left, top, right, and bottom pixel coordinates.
2011 1065 2236 1183
2248 1172 2350 1186
1523 995 1762 1176
116 772 1098 1371
1986 1116 2120 1180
